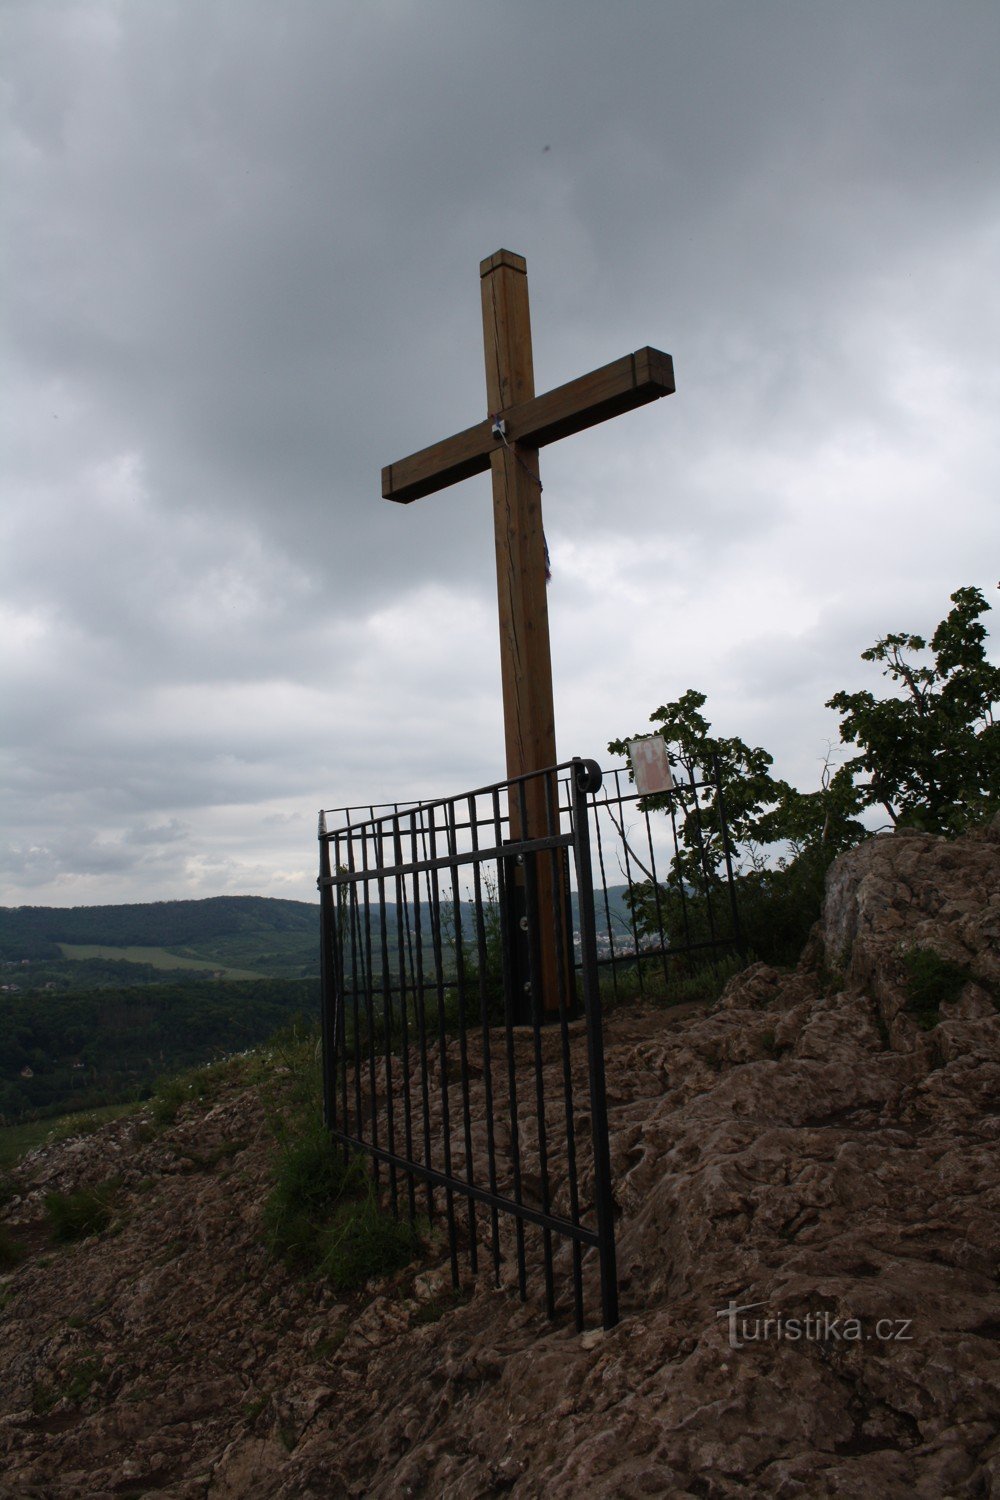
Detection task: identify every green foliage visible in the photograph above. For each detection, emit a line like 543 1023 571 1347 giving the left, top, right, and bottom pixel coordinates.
32 1355 107 1414
901 947 974 1030
443 873 507 1027
610 693 860 966
611 587 997 972
720 849 833 967
264 1121 419 1290
264 1119 367 1261
828 586 999 833
260 1024 420 1292
0 977 320 1124
44 1180 117 1242
0 894 318 961
149 1076 190 1128
603 951 746 1010
610 688 865 885
316 1196 420 1290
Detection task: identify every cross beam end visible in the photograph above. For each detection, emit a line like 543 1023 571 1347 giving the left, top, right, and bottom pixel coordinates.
382 419 494 503
381 346 675 505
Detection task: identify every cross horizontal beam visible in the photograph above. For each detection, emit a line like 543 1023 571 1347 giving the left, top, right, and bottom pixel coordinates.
382 346 674 505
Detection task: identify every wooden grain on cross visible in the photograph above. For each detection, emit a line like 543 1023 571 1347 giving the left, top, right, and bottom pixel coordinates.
383 250 673 1014
382 249 674 789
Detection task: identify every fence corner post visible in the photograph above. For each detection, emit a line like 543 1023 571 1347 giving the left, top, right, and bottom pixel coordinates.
571 759 619 1329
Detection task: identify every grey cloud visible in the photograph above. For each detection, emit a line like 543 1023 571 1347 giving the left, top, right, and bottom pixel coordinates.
2 0 997 904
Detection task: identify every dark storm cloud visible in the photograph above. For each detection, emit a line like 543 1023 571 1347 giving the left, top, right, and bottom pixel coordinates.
2 0 997 903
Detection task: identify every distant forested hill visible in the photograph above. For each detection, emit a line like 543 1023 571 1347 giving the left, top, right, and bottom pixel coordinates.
0 896 319 975
0 888 634 975
0 896 316 954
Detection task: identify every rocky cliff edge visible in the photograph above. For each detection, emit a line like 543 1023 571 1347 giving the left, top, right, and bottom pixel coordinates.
1 822 998 1497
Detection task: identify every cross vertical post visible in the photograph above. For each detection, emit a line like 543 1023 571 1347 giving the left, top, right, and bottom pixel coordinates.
480 250 556 793
381 251 675 1017
480 252 566 1020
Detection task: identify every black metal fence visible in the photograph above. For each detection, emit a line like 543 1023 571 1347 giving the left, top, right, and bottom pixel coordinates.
317 751 742 1330
586 753 744 1003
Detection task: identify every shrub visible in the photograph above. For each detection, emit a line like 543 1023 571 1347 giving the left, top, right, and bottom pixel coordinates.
263 1119 366 1265
150 1077 189 1128
316 1197 420 1291
255 1015 422 1291
45 1181 116 1242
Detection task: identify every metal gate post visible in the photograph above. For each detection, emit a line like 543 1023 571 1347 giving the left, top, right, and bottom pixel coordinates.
317 813 339 1132
571 758 620 1329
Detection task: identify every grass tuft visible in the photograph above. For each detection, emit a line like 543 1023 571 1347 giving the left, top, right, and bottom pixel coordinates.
44 1180 117 1242
316 1197 420 1291
259 1025 421 1292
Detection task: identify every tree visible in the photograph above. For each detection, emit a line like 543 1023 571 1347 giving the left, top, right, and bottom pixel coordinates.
608 691 864 966
827 586 999 834
608 689 864 884
608 587 996 968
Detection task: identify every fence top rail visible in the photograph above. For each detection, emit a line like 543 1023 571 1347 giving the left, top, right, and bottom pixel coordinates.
319 757 600 841
319 829 576 888
319 754 724 843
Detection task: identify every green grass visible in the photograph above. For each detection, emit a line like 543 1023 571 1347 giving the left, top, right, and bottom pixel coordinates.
44 1180 118 1242
0 1103 139 1173
148 1051 260 1129
259 1024 421 1292
601 950 747 1009
58 942 263 979
174 931 318 977
32 1355 107 1414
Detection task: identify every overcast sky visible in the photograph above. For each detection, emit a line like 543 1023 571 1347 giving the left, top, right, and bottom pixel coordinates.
2 0 997 909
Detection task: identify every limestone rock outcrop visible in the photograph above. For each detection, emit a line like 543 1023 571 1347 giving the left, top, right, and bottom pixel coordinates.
1 823 997 1496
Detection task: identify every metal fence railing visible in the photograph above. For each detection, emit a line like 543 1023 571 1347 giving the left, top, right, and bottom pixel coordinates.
316 751 742 1330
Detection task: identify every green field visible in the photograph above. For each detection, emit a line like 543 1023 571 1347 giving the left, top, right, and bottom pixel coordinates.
58 944 263 980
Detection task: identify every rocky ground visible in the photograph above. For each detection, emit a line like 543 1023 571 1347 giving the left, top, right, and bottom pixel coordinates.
1 822 998 1498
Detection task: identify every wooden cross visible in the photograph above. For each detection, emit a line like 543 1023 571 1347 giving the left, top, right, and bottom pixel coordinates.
383 249 674 788
383 250 673 1015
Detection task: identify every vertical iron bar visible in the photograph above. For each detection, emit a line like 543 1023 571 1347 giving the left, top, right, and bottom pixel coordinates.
591 797 619 1005
426 803 459 1288
334 834 350 1163
409 814 434 1221
522 777 555 1320
571 759 619 1330
375 821 398 1214
495 784 527 1302
393 816 417 1224
360 822 380 1190
446 798 479 1275
318 814 337 1133
469 792 502 1284
346 830 364 1152
556 775 585 1328
712 752 746 960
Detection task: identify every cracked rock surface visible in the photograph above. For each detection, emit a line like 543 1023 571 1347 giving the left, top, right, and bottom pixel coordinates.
1 822 998 1497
